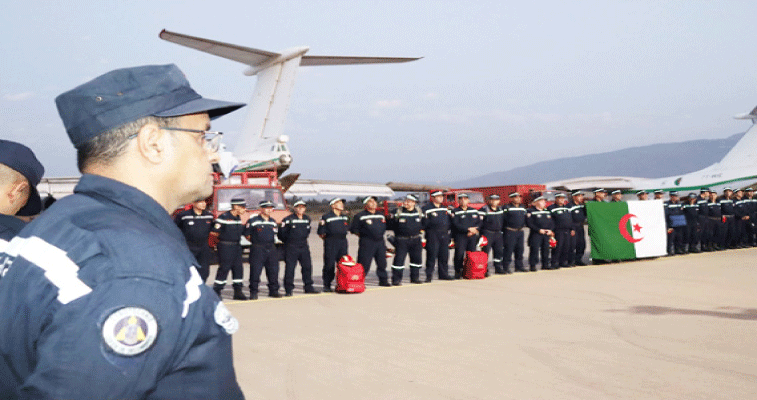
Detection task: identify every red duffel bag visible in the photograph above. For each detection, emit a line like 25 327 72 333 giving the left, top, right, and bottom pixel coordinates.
336 255 365 293
464 251 487 280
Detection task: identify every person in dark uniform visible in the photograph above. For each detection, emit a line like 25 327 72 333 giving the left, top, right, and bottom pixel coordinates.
590 188 607 202
351 196 390 286
697 188 711 250
568 191 587 266
318 197 349 292
636 190 649 201
451 193 481 279
503 192 528 273
422 190 454 281
744 187 757 247
280 200 319 296
733 189 749 248
706 190 724 251
664 191 686 255
0 64 245 398
682 193 701 253
548 193 573 269
210 198 248 300
245 200 280 299
609 190 623 202
719 187 736 248
0 140 44 244
388 194 424 285
174 199 214 283
478 194 506 274
527 196 554 271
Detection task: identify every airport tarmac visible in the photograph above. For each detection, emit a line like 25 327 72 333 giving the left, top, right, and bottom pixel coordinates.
211 233 757 399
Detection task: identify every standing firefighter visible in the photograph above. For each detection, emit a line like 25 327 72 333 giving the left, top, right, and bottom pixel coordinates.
451 193 481 279
568 191 587 266
503 192 528 273
211 198 248 300
174 199 214 282
351 196 390 287
318 197 349 292
245 200 280 299
0 64 245 398
388 194 424 285
548 193 573 269
0 140 44 243
279 200 319 296
422 190 454 281
478 194 506 274
527 196 554 271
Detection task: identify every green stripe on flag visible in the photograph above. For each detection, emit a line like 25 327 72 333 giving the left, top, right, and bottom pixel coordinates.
586 201 636 260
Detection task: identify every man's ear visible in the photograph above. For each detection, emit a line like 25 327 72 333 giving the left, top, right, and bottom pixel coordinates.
134 123 168 165
8 179 29 209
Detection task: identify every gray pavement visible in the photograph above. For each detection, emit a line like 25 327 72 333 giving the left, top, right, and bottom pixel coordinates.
211 234 757 399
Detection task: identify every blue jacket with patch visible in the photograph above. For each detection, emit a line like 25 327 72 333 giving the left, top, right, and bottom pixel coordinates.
0 174 244 400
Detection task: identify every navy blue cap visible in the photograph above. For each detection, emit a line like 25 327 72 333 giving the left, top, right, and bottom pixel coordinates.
571 191 583 196
654 190 664 194
724 187 733 192
259 200 273 208
532 196 545 202
636 190 647 196
555 193 566 198
688 193 697 198
488 194 500 200
230 198 246 206
430 190 443 197
746 188 754 192
362 196 377 204
329 197 344 206
611 190 621 195
293 200 306 207
700 188 709 193
458 193 469 199
509 192 521 198
593 188 606 193
55 64 245 147
405 194 418 202
0 140 44 216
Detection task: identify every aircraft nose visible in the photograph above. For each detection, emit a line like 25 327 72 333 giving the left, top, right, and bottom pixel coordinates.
279 154 292 165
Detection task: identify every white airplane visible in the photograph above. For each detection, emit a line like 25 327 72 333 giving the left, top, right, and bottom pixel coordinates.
159 29 420 183
546 106 757 194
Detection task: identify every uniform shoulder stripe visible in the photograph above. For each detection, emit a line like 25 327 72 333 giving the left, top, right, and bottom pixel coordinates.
3 236 92 304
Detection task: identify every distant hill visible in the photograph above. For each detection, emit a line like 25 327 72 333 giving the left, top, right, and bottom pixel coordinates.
450 132 746 188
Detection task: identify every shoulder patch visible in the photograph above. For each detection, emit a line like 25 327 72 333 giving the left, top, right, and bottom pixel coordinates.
102 307 158 356
214 223 221 229
214 302 239 335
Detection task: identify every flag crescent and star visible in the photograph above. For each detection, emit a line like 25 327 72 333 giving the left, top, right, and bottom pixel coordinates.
618 213 643 243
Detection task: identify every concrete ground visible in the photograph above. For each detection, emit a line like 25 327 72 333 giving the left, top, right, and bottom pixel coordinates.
211 233 757 399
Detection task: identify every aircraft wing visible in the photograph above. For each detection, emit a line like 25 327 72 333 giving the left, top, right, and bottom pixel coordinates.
545 176 643 192
300 55 421 66
159 30 277 66
288 179 395 198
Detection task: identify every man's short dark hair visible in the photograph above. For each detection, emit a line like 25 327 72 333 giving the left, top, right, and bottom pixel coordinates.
76 116 179 172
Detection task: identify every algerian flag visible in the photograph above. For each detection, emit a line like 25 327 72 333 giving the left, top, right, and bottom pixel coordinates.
586 200 667 260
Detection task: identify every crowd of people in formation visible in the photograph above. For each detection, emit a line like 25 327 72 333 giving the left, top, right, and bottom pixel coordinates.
180 185 757 300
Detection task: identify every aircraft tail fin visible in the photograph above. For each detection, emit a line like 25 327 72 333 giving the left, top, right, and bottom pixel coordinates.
710 108 757 171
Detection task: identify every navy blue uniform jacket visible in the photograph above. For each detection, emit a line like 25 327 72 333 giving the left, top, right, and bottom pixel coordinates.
0 175 244 400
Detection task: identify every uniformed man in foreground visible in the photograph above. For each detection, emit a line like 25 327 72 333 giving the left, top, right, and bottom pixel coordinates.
665 191 686 255
388 194 424 285
174 199 214 282
422 190 454 281
478 194 505 274
719 187 736 248
503 192 528 273
744 188 756 246
705 189 723 251
682 193 701 253
211 198 248 300
351 196 390 286
245 200 280 299
0 140 44 243
280 200 319 296
318 197 349 292
0 64 245 398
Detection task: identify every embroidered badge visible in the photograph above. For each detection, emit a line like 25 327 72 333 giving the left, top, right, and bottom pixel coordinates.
102 307 158 356
214 302 239 335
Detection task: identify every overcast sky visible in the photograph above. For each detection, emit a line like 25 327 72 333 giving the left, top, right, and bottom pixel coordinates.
3 1 757 184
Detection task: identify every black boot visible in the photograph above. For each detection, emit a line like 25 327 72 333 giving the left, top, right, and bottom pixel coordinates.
233 287 247 301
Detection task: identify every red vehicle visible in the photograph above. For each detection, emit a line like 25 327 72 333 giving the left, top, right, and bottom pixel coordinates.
209 171 290 223
176 171 290 225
